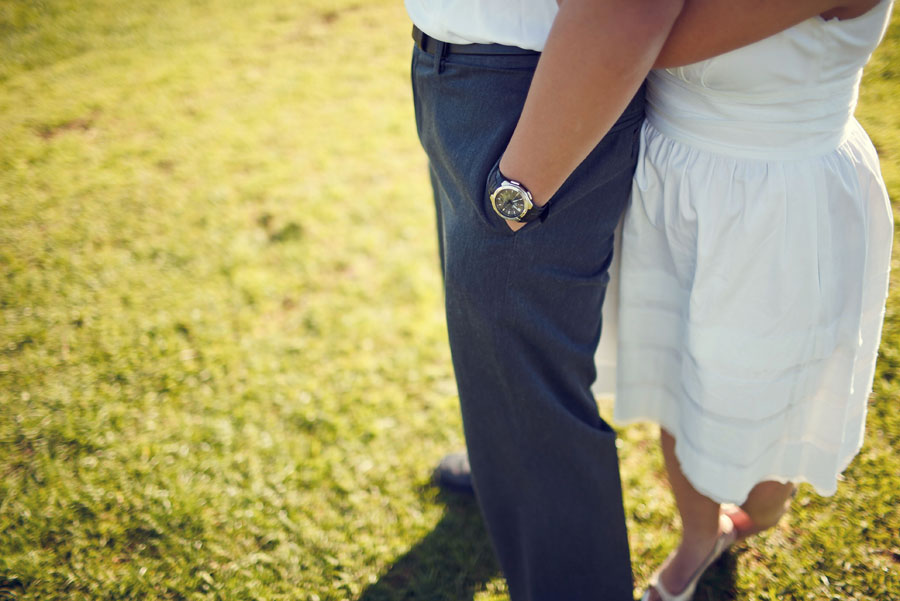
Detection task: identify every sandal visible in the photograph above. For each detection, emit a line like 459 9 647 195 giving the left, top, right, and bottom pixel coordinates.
641 515 737 601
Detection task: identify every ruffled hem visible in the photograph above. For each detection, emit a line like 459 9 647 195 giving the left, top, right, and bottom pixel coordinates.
613 388 868 504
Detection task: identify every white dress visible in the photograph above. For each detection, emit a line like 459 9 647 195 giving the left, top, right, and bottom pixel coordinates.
614 2 895 505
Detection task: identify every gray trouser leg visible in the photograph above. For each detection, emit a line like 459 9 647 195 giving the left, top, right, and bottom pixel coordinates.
412 44 644 601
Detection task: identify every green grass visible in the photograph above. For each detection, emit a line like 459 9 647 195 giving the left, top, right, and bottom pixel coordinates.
0 2 898 600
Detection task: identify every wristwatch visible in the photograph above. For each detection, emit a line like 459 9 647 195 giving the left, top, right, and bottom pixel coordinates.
488 166 547 223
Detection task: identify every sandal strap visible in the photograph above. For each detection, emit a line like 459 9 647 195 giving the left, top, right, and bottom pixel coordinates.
642 521 736 601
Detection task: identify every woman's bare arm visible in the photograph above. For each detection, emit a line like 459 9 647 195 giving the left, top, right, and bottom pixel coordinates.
655 0 881 68
498 0 684 221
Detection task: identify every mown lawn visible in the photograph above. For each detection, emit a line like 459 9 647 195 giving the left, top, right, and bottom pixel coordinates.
0 2 897 600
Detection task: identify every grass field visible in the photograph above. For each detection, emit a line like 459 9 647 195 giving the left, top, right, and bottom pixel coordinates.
1 2 898 600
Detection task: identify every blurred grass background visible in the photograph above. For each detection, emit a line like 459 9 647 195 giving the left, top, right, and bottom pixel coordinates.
0 1 897 600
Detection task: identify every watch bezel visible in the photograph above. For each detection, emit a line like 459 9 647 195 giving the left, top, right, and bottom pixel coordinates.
491 179 535 222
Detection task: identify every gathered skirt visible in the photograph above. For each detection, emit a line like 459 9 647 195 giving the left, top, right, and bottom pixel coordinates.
613 118 893 504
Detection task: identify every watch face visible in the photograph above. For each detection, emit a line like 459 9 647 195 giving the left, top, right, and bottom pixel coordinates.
493 186 526 219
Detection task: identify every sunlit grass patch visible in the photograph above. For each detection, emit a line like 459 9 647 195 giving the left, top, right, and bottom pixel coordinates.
1 2 898 600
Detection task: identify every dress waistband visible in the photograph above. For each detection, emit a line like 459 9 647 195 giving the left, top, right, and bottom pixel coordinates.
645 71 860 161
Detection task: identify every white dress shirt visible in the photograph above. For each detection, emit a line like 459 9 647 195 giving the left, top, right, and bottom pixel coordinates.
405 0 559 51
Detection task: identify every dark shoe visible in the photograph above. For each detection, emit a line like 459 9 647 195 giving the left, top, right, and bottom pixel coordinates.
432 452 474 493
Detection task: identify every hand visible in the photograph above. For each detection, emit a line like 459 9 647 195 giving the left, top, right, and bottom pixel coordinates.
505 219 527 232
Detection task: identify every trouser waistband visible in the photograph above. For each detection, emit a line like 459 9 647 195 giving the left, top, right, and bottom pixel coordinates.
412 25 540 56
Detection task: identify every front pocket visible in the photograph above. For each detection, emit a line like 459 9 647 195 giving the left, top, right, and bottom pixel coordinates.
544 119 643 221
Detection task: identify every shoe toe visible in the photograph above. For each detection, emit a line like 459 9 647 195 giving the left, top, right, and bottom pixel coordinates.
433 452 474 492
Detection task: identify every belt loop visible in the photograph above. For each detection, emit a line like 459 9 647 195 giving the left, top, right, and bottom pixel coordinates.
434 40 448 74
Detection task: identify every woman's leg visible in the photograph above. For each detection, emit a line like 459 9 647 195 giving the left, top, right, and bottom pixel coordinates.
651 429 797 599
650 428 732 599
725 480 796 539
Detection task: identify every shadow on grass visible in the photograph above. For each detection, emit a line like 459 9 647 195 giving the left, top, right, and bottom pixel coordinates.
358 488 739 601
0 577 25 601
358 488 501 601
693 549 738 601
